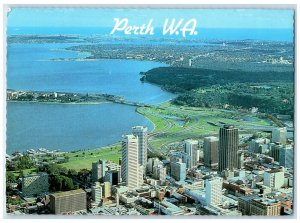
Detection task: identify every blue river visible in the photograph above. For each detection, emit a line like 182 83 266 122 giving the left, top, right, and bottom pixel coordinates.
6 43 176 154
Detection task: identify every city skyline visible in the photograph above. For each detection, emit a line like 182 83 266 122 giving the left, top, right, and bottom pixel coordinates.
5 6 294 217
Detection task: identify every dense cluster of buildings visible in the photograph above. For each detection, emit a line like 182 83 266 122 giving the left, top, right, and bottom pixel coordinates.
7 124 294 216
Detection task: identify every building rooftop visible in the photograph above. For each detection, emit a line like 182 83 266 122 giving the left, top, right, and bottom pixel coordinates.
223 125 236 129
23 172 48 178
252 197 280 206
50 189 86 198
161 199 182 212
204 136 219 141
266 169 284 174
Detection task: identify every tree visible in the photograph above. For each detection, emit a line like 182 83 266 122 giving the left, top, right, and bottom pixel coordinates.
68 169 77 176
6 172 16 184
15 155 35 170
54 175 63 191
63 177 75 190
64 156 70 162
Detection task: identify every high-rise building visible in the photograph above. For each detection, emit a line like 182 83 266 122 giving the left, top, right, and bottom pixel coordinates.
184 139 199 169
218 125 239 172
104 161 121 185
152 162 167 185
279 145 293 168
238 151 244 169
249 138 270 154
105 170 120 186
263 169 284 189
92 160 106 182
203 136 219 169
49 189 87 214
91 182 102 204
269 143 282 162
101 181 112 198
21 172 49 197
121 134 144 190
146 158 154 174
250 198 281 216
132 126 148 168
170 151 184 163
272 127 287 145
205 177 223 206
170 161 186 182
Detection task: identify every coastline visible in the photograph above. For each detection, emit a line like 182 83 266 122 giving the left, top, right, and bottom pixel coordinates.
6 100 110 105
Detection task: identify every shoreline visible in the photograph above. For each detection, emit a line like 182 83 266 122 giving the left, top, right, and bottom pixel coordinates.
6 100 110 105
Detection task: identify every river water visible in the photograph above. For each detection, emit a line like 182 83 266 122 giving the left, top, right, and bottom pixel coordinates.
6 42 176 154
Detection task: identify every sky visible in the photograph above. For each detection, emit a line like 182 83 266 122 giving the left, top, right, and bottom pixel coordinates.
7 8 294 29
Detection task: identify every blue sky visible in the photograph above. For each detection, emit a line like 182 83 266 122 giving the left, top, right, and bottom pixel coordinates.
7 8 294 29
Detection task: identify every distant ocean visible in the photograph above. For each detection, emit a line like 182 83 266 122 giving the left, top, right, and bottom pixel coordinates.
7 27 294 42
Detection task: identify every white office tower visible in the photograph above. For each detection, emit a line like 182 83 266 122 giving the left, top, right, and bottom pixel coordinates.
149 158 161 174
152 161 167 185
263 169 284 189
91 182 102 204
184 139 199 169
132 126 148 168
205 177 223 206
272 127 287 145
122 134 143 190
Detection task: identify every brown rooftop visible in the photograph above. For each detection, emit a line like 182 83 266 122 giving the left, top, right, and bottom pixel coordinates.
50 189 86 198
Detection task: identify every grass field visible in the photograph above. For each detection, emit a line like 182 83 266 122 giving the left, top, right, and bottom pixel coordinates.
59 145 121 171
8 168 37 177
138 102 275 151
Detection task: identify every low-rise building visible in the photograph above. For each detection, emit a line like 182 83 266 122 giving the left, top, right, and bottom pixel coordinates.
21 172 49 197
263 169 284 189
91 182 102 204
49 189 87 214
238 195 259 215
250 198 281 216
154 199 185 215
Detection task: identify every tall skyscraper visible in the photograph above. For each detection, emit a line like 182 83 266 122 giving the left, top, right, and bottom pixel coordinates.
203 136 219 169
184 139 199 169
269 143 282 162
279 145 293 168
92 160 106 182
218 125 239 172
132 126 148 168
121 134 143 190
272 127 287 145
170 161 186 182
205 177 223 206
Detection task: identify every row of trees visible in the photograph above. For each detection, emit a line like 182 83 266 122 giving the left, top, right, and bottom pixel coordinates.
6 155 35 171
173 83 294 116
38 164 78 192
144 67 294 92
